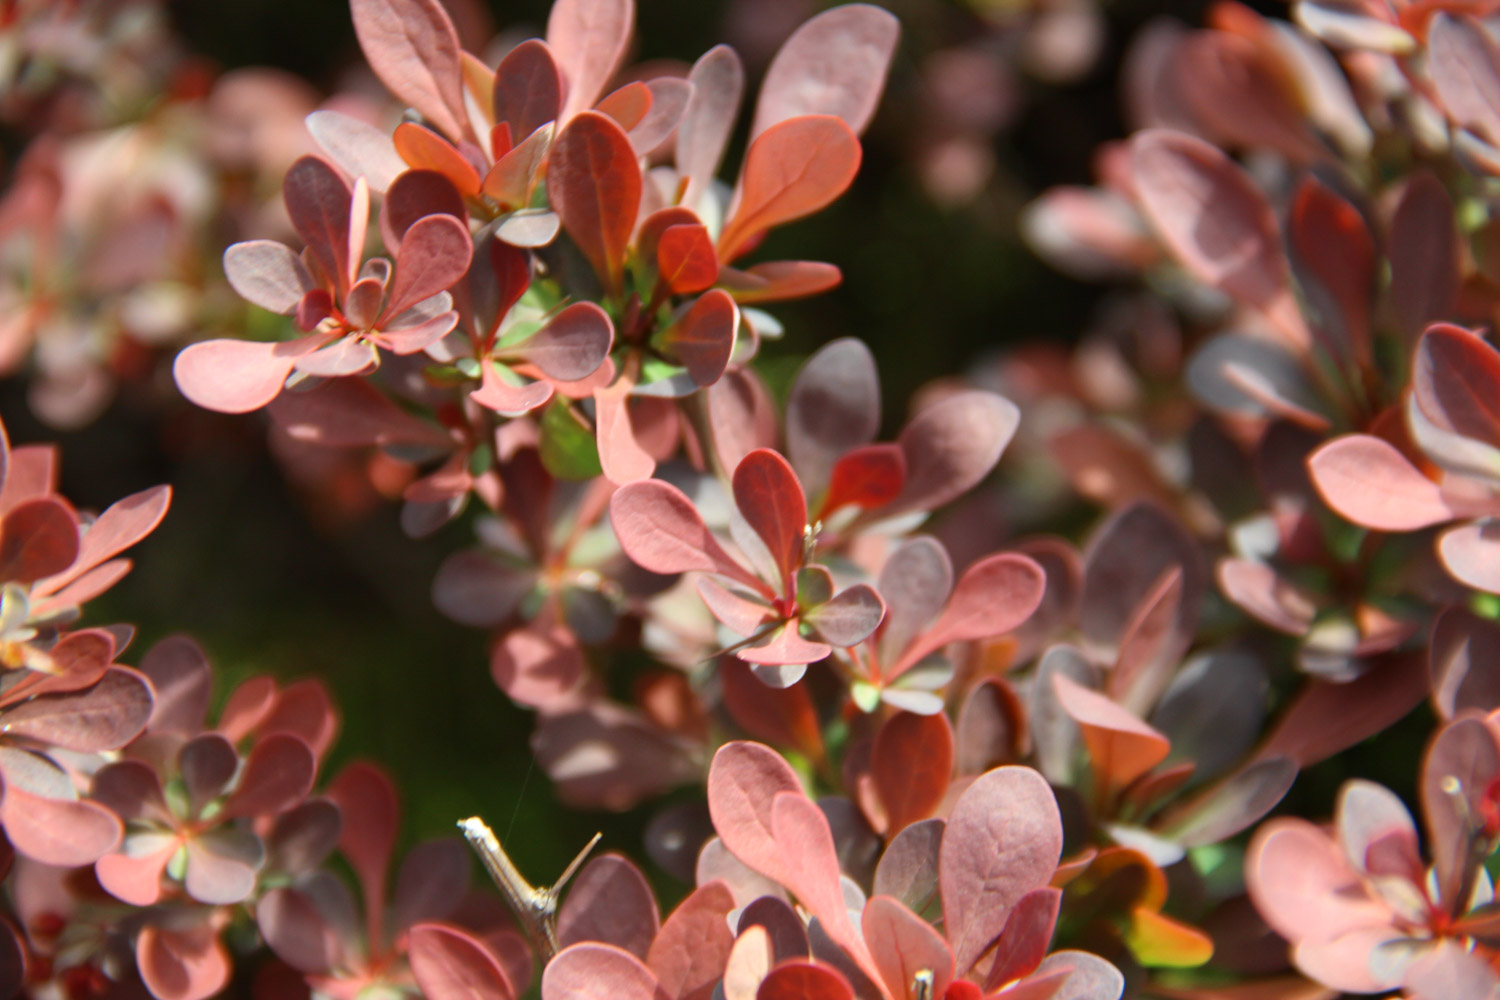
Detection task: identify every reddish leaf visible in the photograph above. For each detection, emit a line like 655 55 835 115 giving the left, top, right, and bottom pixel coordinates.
1430 606 1500 719
721 658 824 761
939 766 1063 975
138 925 232 1000
547 0 635 121
897 553 1046 674
386 213 472 318
543 942 666 1000
1389 173 1458 340
877 537 953 666
872 711 954 834
222 733 316 818
719 117 861 264
326 762 399 944
493 39 563 140
548 112 642 294
647 882 736 1000
819 444 904 516
351 0 469 142
1307 435 1455 530
1423 717 1500 910
1260 652 1426 766
756 962 852 1000
558 854 660 959
409 923 516 1000
0 498 77 584
490 620 585 708
985 887 1063 989
750 5 900 138
1288 176 1373 365
1413 324 1500 447
658 224 719 295
41 483 170 593
656 290 738 387
1051 674 1170 794
1245 818 1388 951
611 479 765 592
733 449 807 590
861 896 954 1000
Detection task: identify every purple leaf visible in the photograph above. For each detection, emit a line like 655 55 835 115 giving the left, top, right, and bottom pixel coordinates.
522 303 614 382
393 838 471 930
223 240 315 314
804 584 884 647
893 391 1019 515
385 213 474 319
872 817 944 912
284 156 355 295
786 339 880 493
222 733 316 818
493 39 563 141
2 666 153 752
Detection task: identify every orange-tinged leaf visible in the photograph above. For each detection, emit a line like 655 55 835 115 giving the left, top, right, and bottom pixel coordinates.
1124 907 1214 968
658 223 719 294
548 111 642 294
656 289 737 387
1051 674 1170 795
393 122 481 197
719 116 861 263
597 81 653 132
872 711 954 834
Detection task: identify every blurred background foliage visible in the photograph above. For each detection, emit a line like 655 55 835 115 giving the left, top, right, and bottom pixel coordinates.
0 0 1306 894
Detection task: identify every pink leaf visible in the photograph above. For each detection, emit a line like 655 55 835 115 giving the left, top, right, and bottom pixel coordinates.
595 382 658 485
1440 521 1500 593
647 882 736 1000
547 0 635 122
137 925 231 1000
351 0 469 142
1307 435 1456 530
410 922 516 1000
677 45 745 209
719 117 862 263
269 376 452 449
861 895 954 1000
739 620 831 669
939 766 1063 974
610 480 764 590
543 942 666 1000
306 110 406 192
39 484 169 593
557 854 660 958
897 553 1045 673
173 337 315 413
2 785 121 866
1245 818 1389 946
1051 674 1169 794
706 741 801 887
751 5 900 139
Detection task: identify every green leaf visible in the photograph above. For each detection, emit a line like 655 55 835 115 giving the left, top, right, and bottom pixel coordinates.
539 397 603 480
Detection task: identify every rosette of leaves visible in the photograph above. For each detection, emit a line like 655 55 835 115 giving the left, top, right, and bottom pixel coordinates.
1310 324 1500 595
1247 716 1500 997
612 448 887 687
175 154 473 413
258 762 528 1000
